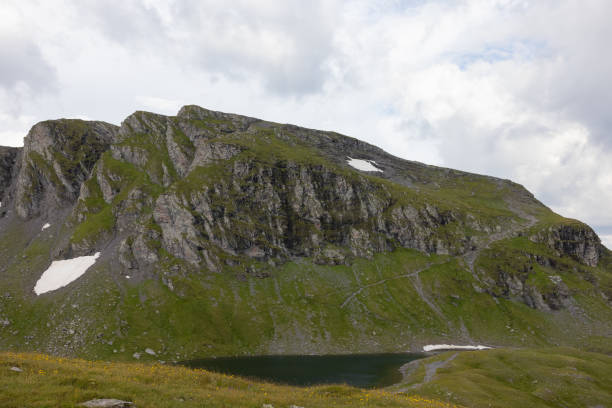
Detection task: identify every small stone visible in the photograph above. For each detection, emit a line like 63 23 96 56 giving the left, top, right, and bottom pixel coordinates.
262 404 274 408
145 348 156 355
10 366 23 372
79 399 133 407
132 352 141 359
289 405 304 408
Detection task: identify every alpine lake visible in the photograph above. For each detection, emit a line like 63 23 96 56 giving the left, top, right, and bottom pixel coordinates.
182 353 428 388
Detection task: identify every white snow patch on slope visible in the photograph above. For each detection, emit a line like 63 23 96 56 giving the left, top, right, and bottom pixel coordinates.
423 344 491 352
41 223 51 231
346 157 383 172
34 253 101 295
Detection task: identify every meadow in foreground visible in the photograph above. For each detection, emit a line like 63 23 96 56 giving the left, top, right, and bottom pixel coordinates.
0 352 460 408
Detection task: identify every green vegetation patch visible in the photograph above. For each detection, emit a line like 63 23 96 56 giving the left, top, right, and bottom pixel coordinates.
0 352 461 408
399 347 612 408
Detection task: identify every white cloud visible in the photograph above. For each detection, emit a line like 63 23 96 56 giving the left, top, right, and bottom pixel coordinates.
328 0 612 236
600 235 612 251
0 111 36 147
136 96 185 115
1 0 611 241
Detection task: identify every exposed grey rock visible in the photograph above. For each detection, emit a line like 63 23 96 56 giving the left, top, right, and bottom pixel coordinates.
118 238 136 270
147 155 484 273
315 247 346 265
524 286 551 311
9 366 22 372
165 125 193 178
531 224 601 267
189 141 242 172
132 231 160 266
154 193 201 265
79 399 133 408
111 145 148 169
0 146 20 206
14 119 118 219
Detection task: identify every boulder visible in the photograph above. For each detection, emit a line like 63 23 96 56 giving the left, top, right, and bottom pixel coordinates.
79 399 133 408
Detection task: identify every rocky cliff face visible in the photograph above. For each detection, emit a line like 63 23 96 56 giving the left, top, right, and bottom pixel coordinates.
532 223 601 267
14 119 118 219
0 105 610 360
63 106 517 276
6 106 606 280
0 146 20 207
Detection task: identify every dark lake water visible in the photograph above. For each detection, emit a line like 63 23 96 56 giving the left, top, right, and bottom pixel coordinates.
182 353 426 388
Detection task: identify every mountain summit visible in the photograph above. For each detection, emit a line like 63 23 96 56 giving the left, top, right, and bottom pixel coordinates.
0 105 610 360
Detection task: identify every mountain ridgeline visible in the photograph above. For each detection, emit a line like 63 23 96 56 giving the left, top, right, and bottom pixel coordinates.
0 105 611 361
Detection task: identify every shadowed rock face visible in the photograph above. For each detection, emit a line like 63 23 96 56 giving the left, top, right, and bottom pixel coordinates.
532 224 601 267
150 159 466 270
14 119 118 219
2 106 604 273
0 146 20 202
0 105 610 359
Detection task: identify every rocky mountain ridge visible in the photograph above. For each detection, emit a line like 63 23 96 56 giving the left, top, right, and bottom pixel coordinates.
0 105 610 360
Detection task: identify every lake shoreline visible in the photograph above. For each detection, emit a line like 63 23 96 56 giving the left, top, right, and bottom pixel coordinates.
180 352 430 389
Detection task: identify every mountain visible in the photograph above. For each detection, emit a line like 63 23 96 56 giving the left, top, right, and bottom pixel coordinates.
0 105 611 361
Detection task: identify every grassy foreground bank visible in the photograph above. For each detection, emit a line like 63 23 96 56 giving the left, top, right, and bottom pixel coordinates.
0 352 459 408
394 347 612 408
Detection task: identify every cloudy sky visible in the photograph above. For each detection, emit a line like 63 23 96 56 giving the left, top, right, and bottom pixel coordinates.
1 0 611 247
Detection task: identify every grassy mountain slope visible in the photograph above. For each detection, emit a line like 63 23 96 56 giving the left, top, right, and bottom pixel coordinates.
0 105 610 362
391 347 612 408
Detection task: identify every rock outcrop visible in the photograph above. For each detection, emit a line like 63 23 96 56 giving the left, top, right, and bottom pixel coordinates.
14 119 118 219
79 399 133 408
0 146 20 207
7 106 603 276
0 105 610 360
531 223 601 267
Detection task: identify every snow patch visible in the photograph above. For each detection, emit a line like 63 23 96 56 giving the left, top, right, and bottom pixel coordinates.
346 157 383 172
423 344 492 352
41 223 51 231
34 253 101 295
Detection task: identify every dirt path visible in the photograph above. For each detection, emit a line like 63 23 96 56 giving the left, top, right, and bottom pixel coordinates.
340 262 446 309
393 352 459 393
411 272 445 318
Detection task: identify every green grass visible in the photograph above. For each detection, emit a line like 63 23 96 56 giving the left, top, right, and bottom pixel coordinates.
1 229 609 362
397 347 612 408
0 352 461 408
71 206 115 244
